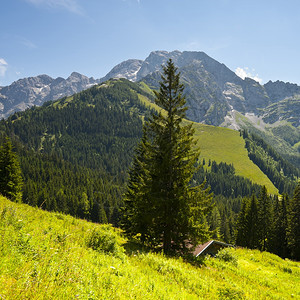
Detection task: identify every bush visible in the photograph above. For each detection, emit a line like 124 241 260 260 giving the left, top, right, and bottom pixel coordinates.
86 225 125 258
215 248 238 266
218 285 244 299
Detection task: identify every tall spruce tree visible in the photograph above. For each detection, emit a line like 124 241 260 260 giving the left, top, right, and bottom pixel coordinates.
235 195 259 249
271 194 289 258
287 182 300 260
246 195 259 249
257 186 272 251
122 59 212 253
235 197 249 247
0 137 23 202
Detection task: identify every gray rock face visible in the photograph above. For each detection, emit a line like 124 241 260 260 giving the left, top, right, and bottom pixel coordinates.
264 80 300 102
101 59 143 82
241 78 270 113
0 72 99 119
262 97 300 126
136 50 182 80
138 51 300 127
2 50 300 129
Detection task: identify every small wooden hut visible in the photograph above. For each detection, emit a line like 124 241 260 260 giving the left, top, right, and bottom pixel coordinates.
193 240 234 257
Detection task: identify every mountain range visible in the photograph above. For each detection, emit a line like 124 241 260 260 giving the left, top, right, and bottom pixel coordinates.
0 50 299 166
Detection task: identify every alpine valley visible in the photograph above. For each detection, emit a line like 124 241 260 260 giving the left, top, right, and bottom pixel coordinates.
0 51 299 245
1 50 299 168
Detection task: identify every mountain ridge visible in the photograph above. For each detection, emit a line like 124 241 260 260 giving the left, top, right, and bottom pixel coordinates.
0 50 299 167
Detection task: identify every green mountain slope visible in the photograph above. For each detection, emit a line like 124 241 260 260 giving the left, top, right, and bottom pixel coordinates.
1 196 299 299
0 78 282 199
224 108 300 169
136 89 278 194
192 123 278 194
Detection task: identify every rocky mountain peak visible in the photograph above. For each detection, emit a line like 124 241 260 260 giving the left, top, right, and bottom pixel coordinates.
0 72 99 118
101 59 143 82
136 50 182 80
67 72 90 83
264 80 300 102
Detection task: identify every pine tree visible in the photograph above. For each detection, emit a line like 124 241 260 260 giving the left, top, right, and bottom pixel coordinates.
257 186 272 251
122 59 212 253
235 197 249 247
271 194 289 258
0 137 23 202
287 182 300 260
246 195 259 249
121 129 155 245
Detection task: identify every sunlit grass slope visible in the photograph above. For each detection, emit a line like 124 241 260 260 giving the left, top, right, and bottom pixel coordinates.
1 196 299 299
137 93 277 194
192 122 278 194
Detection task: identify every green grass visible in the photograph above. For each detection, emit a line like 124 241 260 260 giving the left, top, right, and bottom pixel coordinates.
1 196 299 299
138 93 278 194
192 122 277 194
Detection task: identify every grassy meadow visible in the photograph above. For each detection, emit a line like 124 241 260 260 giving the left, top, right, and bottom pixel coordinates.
138 93 277 194
1 195 299 299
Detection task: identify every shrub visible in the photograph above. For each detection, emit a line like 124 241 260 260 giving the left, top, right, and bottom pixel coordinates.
218 285 244 299
86 226 125 258
215 248 238 266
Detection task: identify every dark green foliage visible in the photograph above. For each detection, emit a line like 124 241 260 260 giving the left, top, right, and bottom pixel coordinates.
235 184 300 260
19 147 122 224
287 182 300 260
0 79 153 224
121 129 154 244
193 161 261 198
0 79 147 176
235 190 268 251
0 73 298 260
257 186 273 251
242 130 299 194
235 198 249 247
0 138 23 202
246 195 259 249
208 195 242 244
122 60 212 254
236 195 260 249
270 194 290 258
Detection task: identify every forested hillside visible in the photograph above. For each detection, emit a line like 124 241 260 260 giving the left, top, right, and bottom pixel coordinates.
0 78 298 242
0 78 151 224
242 130 299 194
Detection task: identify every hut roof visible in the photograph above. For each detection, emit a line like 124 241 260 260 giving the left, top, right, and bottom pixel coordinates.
193 240 234 257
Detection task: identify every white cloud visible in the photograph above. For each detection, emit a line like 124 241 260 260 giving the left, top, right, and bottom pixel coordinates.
235 67 262 84
25 0 84 15
0 58 8 77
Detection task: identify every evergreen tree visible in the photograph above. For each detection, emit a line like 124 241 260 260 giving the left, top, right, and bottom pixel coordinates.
246 195 259 249
235 197 249 247
122 59 212 253
271 194 289 258
257 186 272 251
209 206 221 240
121 129 154 245
0 137 23 202
287 182 300 260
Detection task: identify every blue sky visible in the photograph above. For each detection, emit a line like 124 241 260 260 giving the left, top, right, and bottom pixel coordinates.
1 0 300 86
